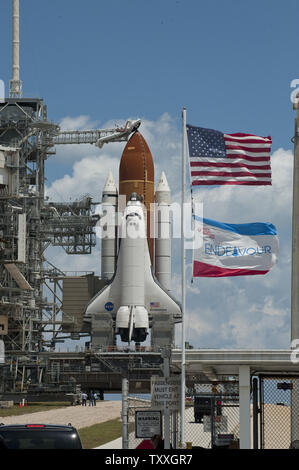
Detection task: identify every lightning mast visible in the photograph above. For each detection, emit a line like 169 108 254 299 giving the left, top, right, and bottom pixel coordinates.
9 0 22 98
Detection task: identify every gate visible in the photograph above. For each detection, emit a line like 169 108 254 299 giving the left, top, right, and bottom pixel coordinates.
257 376 299 449
181 381 240 449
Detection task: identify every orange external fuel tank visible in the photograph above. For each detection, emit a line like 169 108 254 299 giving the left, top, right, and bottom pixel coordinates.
119 131 155 264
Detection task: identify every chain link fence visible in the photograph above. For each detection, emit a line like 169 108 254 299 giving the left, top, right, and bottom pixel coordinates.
260 376 299 449
123 375 299 449
126 380 240 449
181 381 240 449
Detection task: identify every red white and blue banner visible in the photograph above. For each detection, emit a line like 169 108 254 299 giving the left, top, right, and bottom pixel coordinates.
187 125 272 186
193 217 278 277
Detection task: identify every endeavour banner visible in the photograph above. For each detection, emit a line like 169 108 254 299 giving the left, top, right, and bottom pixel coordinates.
193 217 278 277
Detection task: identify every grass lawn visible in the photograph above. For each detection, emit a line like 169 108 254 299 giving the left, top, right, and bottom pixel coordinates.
78 418 122 449
78 419 135 449
0 402 70 418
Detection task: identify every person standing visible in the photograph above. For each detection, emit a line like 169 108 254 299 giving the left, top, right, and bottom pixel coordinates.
89 391 94 406
81 391 87 406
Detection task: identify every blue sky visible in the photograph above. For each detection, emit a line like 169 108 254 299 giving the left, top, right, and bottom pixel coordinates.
1 0 298 149
0 0 298 349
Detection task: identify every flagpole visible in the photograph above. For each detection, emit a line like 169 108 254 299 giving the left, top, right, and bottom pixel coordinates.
180 107 187 447
188 125 195 288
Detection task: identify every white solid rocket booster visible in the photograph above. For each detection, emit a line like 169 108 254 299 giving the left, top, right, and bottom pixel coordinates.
101 172 118 280
155 171 171 292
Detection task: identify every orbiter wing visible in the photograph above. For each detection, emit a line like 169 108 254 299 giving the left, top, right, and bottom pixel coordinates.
84 242 181 320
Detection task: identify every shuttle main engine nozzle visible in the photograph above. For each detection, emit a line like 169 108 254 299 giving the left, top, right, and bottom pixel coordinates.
116 305 149 343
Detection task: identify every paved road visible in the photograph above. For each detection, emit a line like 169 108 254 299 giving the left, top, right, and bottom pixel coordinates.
0 401 122 430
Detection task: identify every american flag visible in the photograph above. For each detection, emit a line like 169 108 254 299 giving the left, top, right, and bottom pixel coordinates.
186 125 272 186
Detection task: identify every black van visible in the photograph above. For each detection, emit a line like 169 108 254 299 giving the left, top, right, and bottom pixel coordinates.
194 395 212 423
194 395 222 423
0 424 83 449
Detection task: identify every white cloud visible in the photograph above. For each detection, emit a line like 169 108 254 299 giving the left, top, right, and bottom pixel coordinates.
46 153 120 201
59 115 100 131
262 296 287 317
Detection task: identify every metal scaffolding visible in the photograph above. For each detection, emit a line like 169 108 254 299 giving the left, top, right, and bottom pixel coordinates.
0 98 58 354
43 197 99 255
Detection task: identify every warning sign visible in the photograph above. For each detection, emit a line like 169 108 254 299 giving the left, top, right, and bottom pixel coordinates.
135 410 162 438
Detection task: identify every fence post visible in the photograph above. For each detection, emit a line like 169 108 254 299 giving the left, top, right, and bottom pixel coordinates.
259 376 264 449
122 377 129 449
252 377 259 449
172 411 177 449
239 365 251 449
162 348 171 450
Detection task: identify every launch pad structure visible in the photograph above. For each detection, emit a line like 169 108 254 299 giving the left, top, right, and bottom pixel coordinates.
0 1 181 398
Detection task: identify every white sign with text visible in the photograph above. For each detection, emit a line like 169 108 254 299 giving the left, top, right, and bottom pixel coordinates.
151 376 181 411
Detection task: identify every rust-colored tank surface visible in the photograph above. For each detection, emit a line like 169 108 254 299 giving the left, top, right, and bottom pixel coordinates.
119 131 155 263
